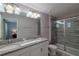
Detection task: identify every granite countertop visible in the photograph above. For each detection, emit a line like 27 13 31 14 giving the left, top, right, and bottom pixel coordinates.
0 38 48 55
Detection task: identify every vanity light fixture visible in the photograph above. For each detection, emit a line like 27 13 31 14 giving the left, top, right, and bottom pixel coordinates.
26 11 40 19
14 7 21 15
26 11 32 17
4 4 41 19
30 12 37 18
33 13 40 19
31 14 34 18
37 14 40 17
5 4 14 14
32 13 37 18
36 14 40 18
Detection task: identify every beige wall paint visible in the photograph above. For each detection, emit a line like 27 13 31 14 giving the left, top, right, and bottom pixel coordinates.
40 13 49 40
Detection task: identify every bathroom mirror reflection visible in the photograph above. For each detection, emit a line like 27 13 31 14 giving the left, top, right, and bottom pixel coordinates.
3 19 17 40
0 13 18 45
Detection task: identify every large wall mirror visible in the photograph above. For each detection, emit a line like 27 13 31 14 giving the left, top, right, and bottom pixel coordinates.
0 3 41 45
0 13 18 45
0 12 41 45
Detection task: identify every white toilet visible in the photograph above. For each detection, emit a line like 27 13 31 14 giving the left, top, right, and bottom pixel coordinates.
48 45 57 56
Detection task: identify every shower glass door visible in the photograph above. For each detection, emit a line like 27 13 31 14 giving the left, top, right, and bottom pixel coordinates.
65 17 79 55
56 16 79 55
56 20 65 45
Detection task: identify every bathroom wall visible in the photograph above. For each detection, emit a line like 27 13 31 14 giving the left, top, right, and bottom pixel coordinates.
0 14 2 39
40 13 49 40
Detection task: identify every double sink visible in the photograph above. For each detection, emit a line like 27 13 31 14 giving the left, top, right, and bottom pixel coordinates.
0 38 38 55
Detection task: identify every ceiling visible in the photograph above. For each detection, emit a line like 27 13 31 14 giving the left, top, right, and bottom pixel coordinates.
22 3 79 19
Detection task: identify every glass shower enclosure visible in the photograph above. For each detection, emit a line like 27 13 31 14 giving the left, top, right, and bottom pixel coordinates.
56 16 79 55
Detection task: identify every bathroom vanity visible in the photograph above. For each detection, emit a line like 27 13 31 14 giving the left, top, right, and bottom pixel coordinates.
0 8 48 56
0 38 48 56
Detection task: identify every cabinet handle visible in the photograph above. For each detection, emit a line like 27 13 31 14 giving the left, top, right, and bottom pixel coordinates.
41 48 43 52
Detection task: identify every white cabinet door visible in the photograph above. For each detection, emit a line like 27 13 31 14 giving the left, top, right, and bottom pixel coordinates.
30 41 48 56
41 41 48 56
30 43 42 56
30 47 42 56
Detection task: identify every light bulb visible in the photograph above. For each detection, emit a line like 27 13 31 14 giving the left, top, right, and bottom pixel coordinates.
37 14 40 17
6 5 14 14
26 11 32 17
33 13 40 19
15 7 21 15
